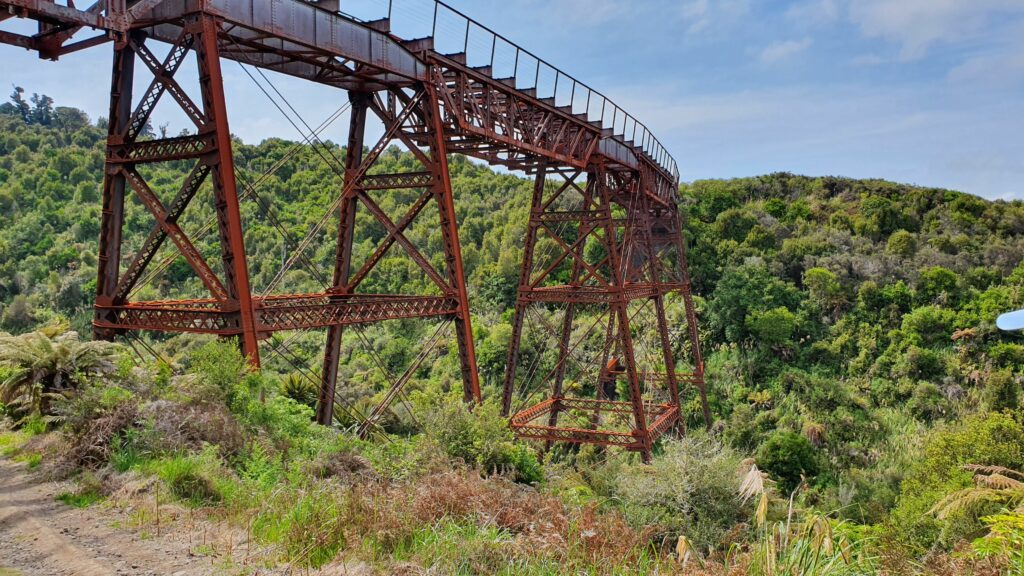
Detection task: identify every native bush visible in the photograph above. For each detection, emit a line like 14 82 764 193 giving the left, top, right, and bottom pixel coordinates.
756 431 820 494
887 410 1024 552
423 397 542 484
594 436 745 551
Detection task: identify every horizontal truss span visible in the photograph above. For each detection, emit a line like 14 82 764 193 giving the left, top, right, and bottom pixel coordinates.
94 294 459 335
509 397 680 451
518 284 686 304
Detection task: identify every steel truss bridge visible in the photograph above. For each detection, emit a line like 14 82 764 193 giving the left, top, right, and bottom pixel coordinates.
1 0 709 461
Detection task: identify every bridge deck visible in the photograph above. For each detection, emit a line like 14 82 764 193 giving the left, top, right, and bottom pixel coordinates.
0 0 679 199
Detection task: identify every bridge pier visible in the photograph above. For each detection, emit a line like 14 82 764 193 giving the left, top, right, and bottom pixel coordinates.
503 165 708 461
318 91 369 426
92 16 261 366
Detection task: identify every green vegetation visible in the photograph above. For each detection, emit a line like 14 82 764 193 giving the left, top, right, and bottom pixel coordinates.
56 489 104 508
3 94 1024 573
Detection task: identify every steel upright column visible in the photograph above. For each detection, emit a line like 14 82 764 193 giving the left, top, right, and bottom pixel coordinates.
637 178 682 412
193 15 260 366
94 32 136 339
423 82 481 404
546 173 596 432
319 92 369 425
501 166 548 415
673 212 712 429
595 168 651 463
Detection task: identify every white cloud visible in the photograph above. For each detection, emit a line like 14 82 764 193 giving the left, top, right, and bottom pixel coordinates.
679 0 751 35
850 53 886 66
759 38 813 63
949 50 1024 89
784 0 840 25
609 84 1024 199
849 0 1024 60
947 23 1024 90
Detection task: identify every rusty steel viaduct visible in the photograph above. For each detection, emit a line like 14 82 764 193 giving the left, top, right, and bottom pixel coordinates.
0 0 709 461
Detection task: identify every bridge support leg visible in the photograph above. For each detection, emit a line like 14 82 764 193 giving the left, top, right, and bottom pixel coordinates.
92 19 259 365
194 15 260 366
545 171 595 440
672 216 711 429
319 92 369 426
594 168 651 463
503 165 667 462
424 84 480 404
94 33 136 340
501 166 548 416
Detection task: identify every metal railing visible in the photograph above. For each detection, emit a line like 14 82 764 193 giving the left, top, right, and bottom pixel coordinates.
328 0 678 182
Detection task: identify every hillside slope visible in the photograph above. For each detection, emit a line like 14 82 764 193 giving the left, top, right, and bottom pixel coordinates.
3 98 1024 572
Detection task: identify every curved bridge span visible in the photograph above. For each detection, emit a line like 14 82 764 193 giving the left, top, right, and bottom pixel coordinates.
0 0 708 460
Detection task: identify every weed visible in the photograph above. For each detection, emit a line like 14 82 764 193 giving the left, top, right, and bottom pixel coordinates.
22 416 46 436
0 429 29 455
251 486 346 568
56 489 103 508
145 453 223 507
109 428 145 472
14 452 41 468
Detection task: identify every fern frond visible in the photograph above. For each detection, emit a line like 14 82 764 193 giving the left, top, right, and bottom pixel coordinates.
931 488 1003 520
976 473 1024 490
965 464 1024 481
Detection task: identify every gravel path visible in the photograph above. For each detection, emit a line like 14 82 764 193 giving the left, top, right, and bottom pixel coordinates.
0 459 218 576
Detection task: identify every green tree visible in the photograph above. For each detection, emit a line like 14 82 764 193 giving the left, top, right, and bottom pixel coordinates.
757 431 820 494
886 230 917 257
746 307 797 347
706 264 801 345
917 266 959 305
803 267 845 315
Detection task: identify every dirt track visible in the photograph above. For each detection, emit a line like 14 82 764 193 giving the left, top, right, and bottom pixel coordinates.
0 459 217 576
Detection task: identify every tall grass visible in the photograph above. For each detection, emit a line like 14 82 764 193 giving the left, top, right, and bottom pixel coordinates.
745 514 879 576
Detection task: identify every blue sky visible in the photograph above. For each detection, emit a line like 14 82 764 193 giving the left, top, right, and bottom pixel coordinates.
1 0 1022 199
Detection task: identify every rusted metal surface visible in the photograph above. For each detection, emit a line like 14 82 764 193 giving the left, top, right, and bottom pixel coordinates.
0 0 707 455
500 165 707 462
94 294 460 334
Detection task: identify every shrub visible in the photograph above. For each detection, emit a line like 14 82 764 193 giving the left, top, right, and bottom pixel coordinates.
983 369 1019 412
886 230 917 257
139 398 245 457
595 436 745 551
907 382 949 422
231 383 325 457
424 398 542 484
900 305 955 347
183 340 260 406
989 343 1024 367
756 431 820 494
746 306 797 347
65 400 139 468
887 411 1024 552
972 513 1024 574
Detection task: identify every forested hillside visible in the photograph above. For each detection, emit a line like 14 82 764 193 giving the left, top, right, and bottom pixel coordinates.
3 94 1024 574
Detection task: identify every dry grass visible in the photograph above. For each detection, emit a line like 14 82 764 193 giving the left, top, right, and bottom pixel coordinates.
140 399 245 457
342 469 658 573
65 402 138 468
